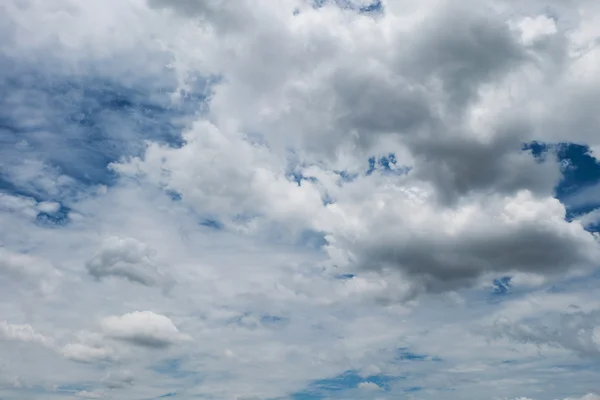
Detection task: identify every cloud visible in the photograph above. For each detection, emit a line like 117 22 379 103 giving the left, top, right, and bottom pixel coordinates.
62 343 114 363
102 370 134 389
112 120 325 235
1 0 600 398
358 381 381 390
0 321 51 347
566 395 600 400
512 395 600 400
85 236 164 286
491 308 600 359
101 311 191 348
513 15 558 45
36 201 61 214
104 0 598 298
323 188 598 295
0 247 62 296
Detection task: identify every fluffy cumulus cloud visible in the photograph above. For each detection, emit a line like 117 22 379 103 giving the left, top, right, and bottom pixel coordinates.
1 0 600 399
101 311 191 348
85 236 167 287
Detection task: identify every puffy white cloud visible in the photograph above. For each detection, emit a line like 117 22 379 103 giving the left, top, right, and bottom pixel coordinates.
113 120 325 235
85 236 165 286
513 15 558 45
101 311 191 348
36 201 61 214
102 0 598 298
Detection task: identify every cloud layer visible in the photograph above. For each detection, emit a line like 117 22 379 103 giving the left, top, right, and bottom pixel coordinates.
1 0 600 399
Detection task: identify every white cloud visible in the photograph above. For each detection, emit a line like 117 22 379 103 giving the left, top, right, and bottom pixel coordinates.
0 248 62 296
0 0 600 398
0 321 51 347
36 201 61 214
85 236 165 286
62 343 114 363
101 311 191 348
358 381 381 390
514 15 558 45
112 120 325 235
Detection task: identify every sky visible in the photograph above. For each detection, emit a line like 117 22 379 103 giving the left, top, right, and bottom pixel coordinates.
1 0 600 399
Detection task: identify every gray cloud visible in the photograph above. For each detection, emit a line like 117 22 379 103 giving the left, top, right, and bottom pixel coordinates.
396 2 526 108
324 188 599 296
408 129 562 204
147 0 250 33
86 236 162 287
358 222 594 293
492 310 600 358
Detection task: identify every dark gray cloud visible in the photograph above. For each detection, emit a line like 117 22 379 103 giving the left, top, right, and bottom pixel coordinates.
355 219 595 293
408 128 562 204
397 2 526 109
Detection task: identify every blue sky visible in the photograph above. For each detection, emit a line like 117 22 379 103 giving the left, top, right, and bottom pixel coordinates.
1 0 600 399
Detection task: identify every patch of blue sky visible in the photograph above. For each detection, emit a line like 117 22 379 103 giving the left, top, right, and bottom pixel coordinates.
0 55 212 203
296 229 328 249
555 143 600 198
333 170 358 184
289 370 400 399
287 170 319 187
396 347 439 362
524 141 600 231
166 190 183 201
224 312 289 329
150 358 195 380
491 276 512 297
35 203 71 227
366 153 411 176
358 1 384 14
199 218 224 230
312 0 384 14
260 315 289 326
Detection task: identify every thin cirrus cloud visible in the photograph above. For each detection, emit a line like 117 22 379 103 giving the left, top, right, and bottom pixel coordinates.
0 0 600 399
